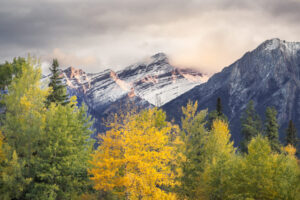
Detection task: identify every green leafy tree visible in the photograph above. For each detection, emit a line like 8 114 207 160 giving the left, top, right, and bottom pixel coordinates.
207 97 227 129
286 120 298 148
176 101 208 199
264 107 281 152
240 100 262 152
0 57 25 120
46 59 69 107
0 150 31 200
200 120 235 200
0 57 25 90
220 136 300 199
2 57 47 159
1 57 93 199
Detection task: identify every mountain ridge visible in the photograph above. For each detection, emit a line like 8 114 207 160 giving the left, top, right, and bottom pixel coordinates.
163 38 300 144
42 53 208 135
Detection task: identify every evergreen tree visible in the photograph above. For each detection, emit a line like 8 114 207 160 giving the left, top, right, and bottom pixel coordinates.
46 59 69 106
240 100 262 152
25 98 93 200
216 97 222 116
264 107 281 152
207 97 227 129
286 120 298 148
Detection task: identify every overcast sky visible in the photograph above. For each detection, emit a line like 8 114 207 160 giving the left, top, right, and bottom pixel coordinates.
1 0 300 74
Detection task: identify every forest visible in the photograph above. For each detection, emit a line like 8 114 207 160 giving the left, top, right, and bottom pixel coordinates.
0 57 299 200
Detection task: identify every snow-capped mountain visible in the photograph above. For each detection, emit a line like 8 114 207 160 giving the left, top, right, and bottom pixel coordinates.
163 38 300 143
43 53 208 134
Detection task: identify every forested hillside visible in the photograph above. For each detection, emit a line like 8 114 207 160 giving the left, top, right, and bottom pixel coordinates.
0 57 299 199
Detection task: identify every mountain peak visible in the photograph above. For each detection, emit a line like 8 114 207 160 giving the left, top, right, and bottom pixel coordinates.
163 38 300 144
259 38 300 52
64 66 86 79
150 52 168 63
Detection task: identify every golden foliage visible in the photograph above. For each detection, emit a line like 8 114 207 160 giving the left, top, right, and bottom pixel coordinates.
205 119 235 163
89 108 178 199
283 144 297 156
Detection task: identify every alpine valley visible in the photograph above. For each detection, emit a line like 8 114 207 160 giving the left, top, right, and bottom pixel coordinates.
43 38 300 144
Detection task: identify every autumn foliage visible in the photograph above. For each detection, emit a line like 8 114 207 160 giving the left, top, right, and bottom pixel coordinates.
0 57 299 199
89 108 178 199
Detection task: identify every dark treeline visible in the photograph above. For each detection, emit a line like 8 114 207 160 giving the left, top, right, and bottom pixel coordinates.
0 57 299 199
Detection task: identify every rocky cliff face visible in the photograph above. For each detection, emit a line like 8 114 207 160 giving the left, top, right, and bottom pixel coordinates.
43 53 207 136
163 38 300 143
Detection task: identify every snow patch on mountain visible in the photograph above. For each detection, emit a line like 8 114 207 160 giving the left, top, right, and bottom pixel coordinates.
42 53 208 109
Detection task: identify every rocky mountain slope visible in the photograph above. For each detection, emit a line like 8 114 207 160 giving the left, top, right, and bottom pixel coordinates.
163 38 300 143
43 53 208 135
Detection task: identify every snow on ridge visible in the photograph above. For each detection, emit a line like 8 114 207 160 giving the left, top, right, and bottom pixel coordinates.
110 70 131 92
263 38 300 55
264 38 281 51
42 53 207 107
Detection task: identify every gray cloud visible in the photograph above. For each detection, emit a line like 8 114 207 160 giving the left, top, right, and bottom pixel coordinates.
1 0 300 73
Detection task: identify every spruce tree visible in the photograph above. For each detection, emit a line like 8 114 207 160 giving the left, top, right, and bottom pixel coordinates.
216 97 222 116
46 59 69 106
240 101 262 152
264 107 281 152
285 120 298 147
207 97 227 129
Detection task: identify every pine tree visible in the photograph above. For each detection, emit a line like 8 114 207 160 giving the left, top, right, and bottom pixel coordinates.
286 120 298 148
207 97 227 129
26 97 93 200
216 97 222 116
264 107 281 152
240 100 262 152
46 59 69 106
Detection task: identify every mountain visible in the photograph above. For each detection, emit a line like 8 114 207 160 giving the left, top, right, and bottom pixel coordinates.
43 53 208 136
163 38 300 144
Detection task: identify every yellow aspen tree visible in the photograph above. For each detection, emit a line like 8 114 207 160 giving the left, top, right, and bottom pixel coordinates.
176 101 209 199
89 108 177 200
200 120 236 199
